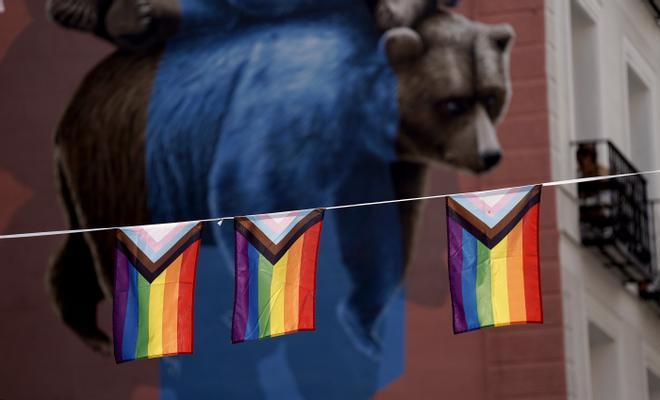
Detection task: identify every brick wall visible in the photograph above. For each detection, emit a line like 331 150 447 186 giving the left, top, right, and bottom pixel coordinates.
0 0 564 398
378 0 567 398
0 2 159 399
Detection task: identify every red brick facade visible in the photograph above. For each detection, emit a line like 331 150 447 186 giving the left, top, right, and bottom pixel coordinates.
379 1 566 398
0 0 564 398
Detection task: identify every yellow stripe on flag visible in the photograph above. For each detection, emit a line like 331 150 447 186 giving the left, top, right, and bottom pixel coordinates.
490 236 510 326
162 255 183 354
148 270 167 357
284 239 303 333
269 252 289 336
506 221 527 323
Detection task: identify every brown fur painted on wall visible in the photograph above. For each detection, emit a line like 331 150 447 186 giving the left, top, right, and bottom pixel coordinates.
387 11 514 256
49 51 156 352
49 7 515 353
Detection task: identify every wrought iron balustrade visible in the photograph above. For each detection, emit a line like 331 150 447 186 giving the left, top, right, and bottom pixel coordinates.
574 139 655 281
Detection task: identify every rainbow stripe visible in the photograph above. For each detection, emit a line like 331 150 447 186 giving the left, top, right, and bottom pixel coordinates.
447 185 543 334
232 209 324 342
113 222 202 362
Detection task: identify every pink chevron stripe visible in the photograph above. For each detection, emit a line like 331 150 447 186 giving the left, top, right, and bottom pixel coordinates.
259 215 298 234
489 191 519 213
464 189 519 216
130 224 188 252
465 195 488 213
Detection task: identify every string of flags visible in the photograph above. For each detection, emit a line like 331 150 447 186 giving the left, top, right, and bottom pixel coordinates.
0 169 655 240
2 169 660 363
114 185 540 363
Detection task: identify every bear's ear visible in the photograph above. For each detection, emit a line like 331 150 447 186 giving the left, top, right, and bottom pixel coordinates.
384 27 424 67
489 23 515 52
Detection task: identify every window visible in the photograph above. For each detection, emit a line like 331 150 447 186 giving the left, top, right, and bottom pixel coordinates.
570 1 601 142
588 322 620 400
627 65 654 172
624 46 660 264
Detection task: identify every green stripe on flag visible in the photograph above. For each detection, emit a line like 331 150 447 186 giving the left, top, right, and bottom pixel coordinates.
258 255 273 338
135 273 150 358
476 241 494 327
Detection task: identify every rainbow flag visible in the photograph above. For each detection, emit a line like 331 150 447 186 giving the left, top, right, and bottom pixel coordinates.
232 209 324 343
113 221 202 363
446 185 543 334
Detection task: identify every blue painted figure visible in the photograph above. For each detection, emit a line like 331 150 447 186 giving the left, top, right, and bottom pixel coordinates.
48 0 519 397
145 1 406 396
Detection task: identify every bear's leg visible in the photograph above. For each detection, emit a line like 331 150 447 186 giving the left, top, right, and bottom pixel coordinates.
334 204 405 359
391 160 429 264
46 0 99 33
334 161 427 359
104 0 181 49
47 161 110 354
49 51 156 352
47 0 180 49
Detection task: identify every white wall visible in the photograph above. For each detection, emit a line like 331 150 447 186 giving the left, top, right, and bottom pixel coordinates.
546 0 660 399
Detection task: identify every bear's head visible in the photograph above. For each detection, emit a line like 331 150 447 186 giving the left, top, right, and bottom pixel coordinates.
384 10 514 173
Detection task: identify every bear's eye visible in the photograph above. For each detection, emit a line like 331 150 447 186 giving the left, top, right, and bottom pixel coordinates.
436 98 471 117
480 93 503 119
484 95 497 109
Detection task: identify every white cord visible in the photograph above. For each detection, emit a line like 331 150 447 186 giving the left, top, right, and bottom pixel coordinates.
1 168 659 240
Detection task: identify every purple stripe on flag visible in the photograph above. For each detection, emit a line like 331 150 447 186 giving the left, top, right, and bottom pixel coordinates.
113 249 129 362
448 216 467 333
232 231 250 342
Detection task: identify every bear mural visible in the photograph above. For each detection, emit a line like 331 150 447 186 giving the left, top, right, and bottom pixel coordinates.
47 0 514 397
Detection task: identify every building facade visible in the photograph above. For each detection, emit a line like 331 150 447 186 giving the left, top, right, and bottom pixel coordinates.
382 0 568 398
2 0 660 398
384 0 660 399
546 0 660 399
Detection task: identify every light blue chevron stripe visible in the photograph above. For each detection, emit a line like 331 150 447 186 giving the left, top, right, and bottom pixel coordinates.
450 185 534 228
120 221 198 262
246 209 314 245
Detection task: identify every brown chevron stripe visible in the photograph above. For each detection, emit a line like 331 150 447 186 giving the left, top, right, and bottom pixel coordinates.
447 191 541 249
236 209 324 264
447 185 542 241
116 223 203 280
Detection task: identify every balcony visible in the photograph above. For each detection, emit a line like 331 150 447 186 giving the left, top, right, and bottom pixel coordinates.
645 0 660 25
574 140 656 282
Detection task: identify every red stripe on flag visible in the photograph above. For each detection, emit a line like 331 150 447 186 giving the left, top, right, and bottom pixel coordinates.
522 204 543 322
177 240 200 353
298 222 322 330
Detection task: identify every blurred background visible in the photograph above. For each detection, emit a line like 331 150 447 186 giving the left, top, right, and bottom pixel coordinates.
2 0 660 399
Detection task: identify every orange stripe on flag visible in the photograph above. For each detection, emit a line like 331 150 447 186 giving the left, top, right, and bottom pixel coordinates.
161 255 182 355
177 241 200 353
506 220 527 323
284 238 303 333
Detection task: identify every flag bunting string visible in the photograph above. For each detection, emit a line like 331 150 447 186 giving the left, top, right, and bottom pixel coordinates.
1 168 659 240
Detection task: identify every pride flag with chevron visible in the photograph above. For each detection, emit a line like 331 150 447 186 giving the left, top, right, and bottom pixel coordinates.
232 209 324 343
113 221 202 362
446 185 543 334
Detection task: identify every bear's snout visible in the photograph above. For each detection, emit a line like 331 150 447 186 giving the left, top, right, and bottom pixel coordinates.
480 151 502 171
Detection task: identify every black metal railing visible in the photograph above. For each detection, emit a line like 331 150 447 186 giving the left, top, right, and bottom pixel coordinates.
574 139 655 281
644 0 660 23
